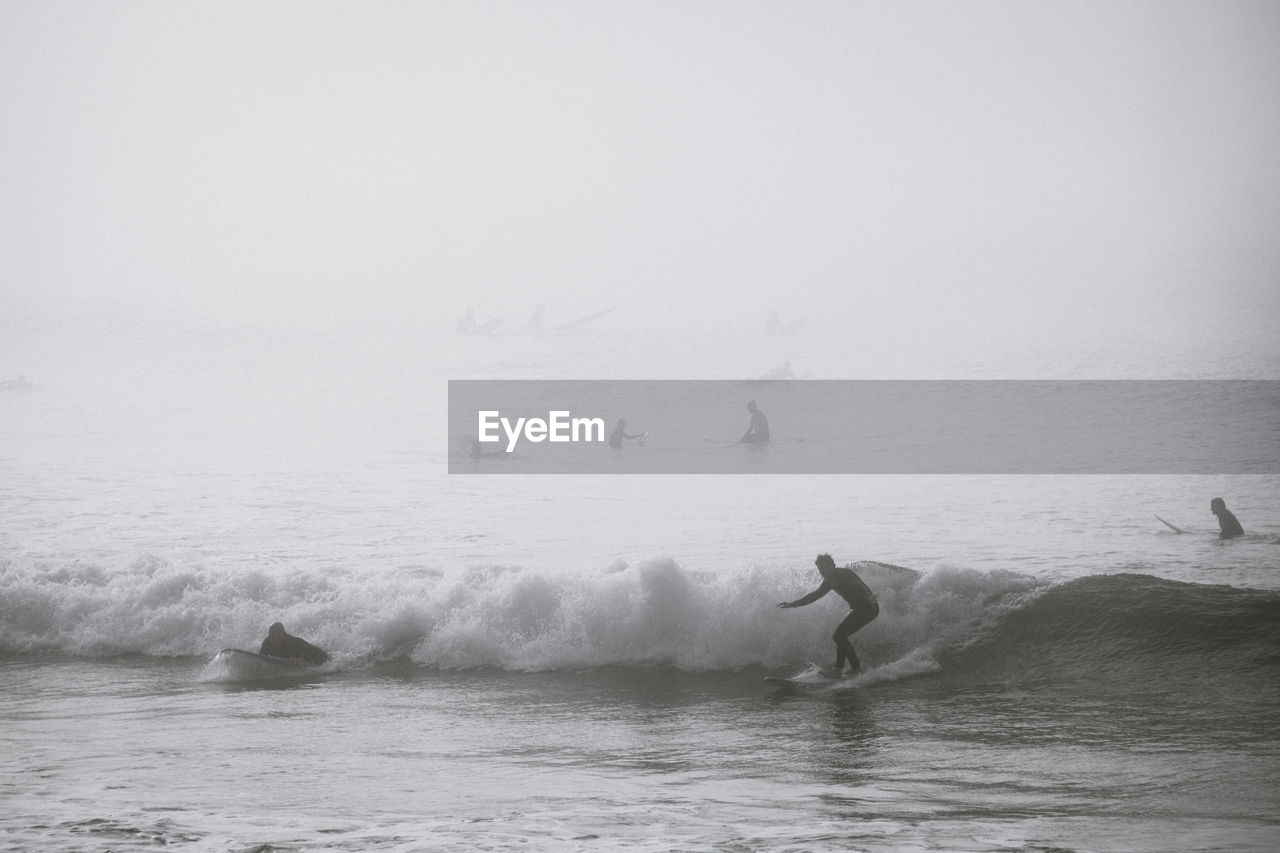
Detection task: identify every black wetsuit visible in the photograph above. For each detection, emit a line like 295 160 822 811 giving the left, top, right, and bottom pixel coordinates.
260 633 330 665
741 410 770 444
1216 509 1244 539
609 427 638 449
791 567 879 671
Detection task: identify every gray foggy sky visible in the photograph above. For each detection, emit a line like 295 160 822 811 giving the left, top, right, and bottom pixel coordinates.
3 1 1278 333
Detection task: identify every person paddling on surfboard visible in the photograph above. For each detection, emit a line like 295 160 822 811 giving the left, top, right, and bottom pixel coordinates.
260 622 330 665
1211 497 1244 540
740 400 770 444
778 554 879 678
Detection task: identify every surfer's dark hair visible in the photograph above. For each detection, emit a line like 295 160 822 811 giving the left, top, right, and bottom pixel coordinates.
815 553 835 569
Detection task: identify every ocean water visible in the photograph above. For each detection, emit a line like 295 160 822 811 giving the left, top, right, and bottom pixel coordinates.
2 308 1279 851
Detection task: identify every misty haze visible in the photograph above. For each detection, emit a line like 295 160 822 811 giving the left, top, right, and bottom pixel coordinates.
3 3 1278 851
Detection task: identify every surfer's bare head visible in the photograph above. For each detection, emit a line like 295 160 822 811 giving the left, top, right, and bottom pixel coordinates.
815 553 836 575
268 622 287 639
747 400 758 413
1211 497 1227 513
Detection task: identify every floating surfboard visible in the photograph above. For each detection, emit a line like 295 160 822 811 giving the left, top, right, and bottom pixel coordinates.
555 305 616 330
205 648 323 682
1154 514 1188 534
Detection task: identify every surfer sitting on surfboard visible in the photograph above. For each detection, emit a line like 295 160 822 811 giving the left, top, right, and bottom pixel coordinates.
1211 497 1244 540
260 622 330 665
778 554 879 678
740 401 770 444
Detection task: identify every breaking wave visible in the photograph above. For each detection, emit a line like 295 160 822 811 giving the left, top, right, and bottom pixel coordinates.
4 554 1276 690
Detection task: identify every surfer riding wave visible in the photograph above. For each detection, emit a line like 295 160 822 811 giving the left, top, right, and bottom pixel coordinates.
778 554 879 678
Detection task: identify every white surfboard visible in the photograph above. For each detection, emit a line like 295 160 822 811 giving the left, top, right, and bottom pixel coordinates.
1154 514 1188 534
764 666 852 690
555 305 617 330
206 648 323 682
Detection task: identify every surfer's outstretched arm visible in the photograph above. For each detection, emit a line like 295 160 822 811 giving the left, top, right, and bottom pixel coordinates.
778 581 831 609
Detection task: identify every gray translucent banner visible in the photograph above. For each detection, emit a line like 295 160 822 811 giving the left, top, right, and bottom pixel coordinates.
448 380 1278 474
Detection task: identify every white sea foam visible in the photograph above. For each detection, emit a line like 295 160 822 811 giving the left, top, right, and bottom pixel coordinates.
0 550 1047 677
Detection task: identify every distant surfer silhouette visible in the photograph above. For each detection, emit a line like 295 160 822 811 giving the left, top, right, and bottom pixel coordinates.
457 308 501 335
608 419 644 449
778 554 879 678
456 308 477 335
1210 497 1244 539
740 400 770 444
763 312 806 336
260 622 330 665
